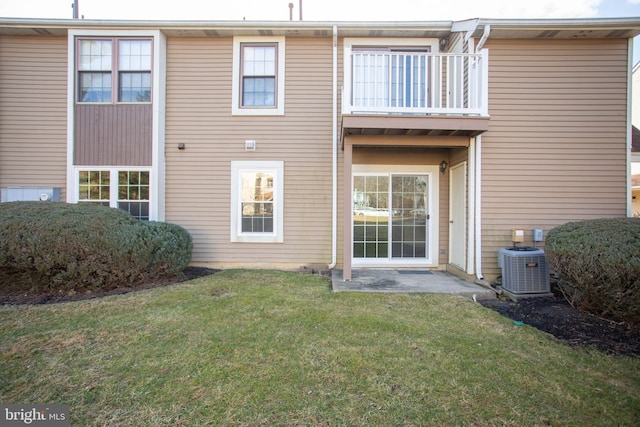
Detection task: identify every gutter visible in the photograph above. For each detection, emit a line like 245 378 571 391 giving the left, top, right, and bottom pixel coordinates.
328 25 338 270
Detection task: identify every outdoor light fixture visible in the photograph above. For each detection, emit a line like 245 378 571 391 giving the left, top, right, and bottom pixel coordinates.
440 160 448 174
439 37 447 52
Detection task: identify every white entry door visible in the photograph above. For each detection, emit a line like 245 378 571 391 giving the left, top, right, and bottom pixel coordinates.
449 162 467 269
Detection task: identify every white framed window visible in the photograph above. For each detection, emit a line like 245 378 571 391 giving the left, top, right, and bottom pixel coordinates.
76 168 151 220
77 37 152 103
231 161 284 243
232 36 285 116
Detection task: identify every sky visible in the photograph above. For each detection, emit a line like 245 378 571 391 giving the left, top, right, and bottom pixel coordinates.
0 0 638 22
1 0 640 60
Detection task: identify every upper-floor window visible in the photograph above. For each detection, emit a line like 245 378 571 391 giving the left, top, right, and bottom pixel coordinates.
241 44 277 107
232 37 285 116
77 38 152 103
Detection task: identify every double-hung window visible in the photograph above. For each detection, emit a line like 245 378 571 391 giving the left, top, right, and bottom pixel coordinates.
77 169 151 220
241 44 277 107
231 161 284 242
232 37 285 115
77 38 152 103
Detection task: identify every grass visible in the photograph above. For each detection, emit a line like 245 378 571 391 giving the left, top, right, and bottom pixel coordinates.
1 270 639 426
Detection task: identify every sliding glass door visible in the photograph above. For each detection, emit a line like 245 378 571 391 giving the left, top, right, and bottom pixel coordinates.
353 173 430 263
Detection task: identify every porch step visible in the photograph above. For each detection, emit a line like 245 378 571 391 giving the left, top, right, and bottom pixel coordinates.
331 269 497 300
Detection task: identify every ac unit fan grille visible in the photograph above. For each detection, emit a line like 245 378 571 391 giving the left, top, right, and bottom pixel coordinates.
498 248 550 294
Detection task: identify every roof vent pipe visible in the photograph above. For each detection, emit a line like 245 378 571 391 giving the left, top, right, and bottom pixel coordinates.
289 3 294 21
72 0 79 19
299 0 303 20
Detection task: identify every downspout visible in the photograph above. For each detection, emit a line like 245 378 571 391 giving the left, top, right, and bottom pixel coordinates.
473 24 490 284
626 37 633 217
474 134 487 284
476 24 490 51
328 25 338 269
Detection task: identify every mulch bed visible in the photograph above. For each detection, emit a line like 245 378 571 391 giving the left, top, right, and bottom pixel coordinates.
0 266 220 306
480 295 640 357
2 267 638 357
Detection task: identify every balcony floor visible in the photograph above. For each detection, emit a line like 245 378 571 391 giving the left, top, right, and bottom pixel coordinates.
342 114 489 138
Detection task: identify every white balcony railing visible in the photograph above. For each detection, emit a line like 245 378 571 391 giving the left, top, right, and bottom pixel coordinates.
343 49 488 117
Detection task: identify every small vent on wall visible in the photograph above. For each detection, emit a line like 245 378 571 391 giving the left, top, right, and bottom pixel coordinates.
606 29 631 38
32 28 53 36
537 30 560 38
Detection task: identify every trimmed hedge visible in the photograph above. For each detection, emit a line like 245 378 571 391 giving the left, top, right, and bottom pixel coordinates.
545 218 640 326
0 202 192 292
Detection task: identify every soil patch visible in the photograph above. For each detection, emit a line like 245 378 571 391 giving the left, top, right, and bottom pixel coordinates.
480 295 640 357
0 266 220 306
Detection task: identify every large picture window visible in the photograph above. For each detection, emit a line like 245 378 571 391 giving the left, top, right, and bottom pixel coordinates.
77 38 152 103
231 161 284 243
77 168 150 220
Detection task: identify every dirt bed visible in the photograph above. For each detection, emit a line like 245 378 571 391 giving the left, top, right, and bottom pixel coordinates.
480 295 640 357
0 267 220 306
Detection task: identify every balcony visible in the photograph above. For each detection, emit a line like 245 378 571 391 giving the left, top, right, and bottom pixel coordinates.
342 49 489 138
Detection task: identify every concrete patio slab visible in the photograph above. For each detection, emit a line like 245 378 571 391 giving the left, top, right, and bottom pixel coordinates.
331 269 497 300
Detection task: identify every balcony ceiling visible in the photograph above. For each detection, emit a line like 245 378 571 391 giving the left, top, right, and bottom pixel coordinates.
342 115 490 138
1 17 639 38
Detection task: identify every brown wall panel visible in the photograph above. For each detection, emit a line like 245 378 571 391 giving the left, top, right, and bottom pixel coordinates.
74 104 152 166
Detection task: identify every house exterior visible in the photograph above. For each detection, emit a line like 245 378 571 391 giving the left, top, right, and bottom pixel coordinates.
1 17 639 283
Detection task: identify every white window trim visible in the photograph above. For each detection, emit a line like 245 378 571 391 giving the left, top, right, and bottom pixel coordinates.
67 29 166 222
342 38 439 115
232 36 285 116
231 161 284 243
73 167 152 218
351 164 439 268
76 37 153 105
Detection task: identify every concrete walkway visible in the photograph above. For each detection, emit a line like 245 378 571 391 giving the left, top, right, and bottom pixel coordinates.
331 269 497 300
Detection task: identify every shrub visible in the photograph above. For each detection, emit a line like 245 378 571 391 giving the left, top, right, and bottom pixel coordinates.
0 202 192 293
545 218 640 326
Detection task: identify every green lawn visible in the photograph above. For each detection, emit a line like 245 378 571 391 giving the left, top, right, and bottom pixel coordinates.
1 270 639 426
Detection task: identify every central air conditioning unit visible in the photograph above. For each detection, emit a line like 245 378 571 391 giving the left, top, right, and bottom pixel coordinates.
498 247 550 294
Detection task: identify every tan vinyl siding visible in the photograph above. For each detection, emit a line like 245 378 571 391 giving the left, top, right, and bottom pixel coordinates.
481 38 629 278
0 36 67 199
74 104 152 166
165 37 334 266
